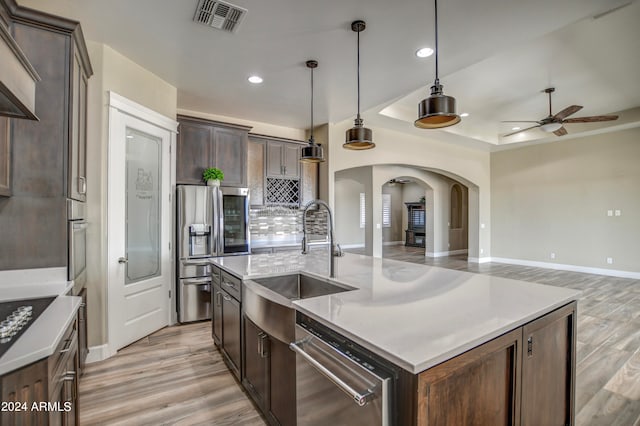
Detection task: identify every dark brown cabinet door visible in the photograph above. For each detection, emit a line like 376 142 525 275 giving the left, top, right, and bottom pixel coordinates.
176 120 213 184
269 336 296 426
68 49 88 202
282 144 300 178
417 328 522 426
266 140 300 178
221 291 241 378
211 282 223 345
0 358 49 425
520 302 576 426
215 127 247 187
243 317 270 411
247 138 265 206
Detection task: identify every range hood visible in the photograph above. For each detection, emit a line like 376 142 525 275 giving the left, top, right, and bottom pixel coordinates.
0 20 40 120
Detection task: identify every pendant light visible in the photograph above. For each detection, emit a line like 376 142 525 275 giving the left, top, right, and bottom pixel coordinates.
300 60 325 163
344 20 374 150
415 0 461 129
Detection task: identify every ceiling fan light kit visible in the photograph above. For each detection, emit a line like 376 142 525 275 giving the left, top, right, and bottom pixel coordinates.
415 0 461 129
502 87 619 138
345 20 375 150
300 60 325 163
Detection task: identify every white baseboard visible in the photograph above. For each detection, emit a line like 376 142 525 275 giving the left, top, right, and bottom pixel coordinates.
426 249 468 258
468 257 492 264
383 241 404 246
490 257 640 279
341 243 365 249
86 344 110 364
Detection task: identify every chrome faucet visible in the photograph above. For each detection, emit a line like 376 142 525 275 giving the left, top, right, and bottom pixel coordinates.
301 199 343 278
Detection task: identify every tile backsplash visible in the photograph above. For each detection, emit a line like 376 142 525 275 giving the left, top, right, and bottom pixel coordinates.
249 206 328 242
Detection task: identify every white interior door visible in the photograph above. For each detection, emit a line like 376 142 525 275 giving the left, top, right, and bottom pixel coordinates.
107 94 175 353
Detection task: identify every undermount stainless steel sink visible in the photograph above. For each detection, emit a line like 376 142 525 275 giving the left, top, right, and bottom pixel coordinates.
243 273 354 344
250 273 353 300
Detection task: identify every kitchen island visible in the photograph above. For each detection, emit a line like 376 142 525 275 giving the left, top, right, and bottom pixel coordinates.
212 252 580 425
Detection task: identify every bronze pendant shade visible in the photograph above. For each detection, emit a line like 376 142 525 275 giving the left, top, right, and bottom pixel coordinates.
344 20 374 150
415 0 461 129
300 60 325 163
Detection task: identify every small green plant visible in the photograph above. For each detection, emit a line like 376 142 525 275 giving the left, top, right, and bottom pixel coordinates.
419 196 426 204
203 167 224 182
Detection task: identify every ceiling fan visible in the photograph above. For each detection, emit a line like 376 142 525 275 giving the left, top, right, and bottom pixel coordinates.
502 87 619 137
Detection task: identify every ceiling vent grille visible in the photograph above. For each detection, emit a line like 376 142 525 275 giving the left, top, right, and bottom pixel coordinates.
193 0 247 33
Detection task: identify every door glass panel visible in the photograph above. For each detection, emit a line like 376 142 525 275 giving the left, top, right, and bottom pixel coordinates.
223 194 248 253
125 127 162 284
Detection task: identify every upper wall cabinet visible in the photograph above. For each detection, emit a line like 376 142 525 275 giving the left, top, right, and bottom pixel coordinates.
266 140 300 178
176 115 251 187
0 1 92 269
8 0 93 202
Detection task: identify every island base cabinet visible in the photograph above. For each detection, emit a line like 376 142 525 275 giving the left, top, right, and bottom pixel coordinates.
521 302 576 426
417 328 522 426
413 301 576 426
243 317 296 426
221 292 242 378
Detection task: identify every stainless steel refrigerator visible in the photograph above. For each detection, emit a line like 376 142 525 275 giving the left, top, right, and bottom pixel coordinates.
176 185 250 323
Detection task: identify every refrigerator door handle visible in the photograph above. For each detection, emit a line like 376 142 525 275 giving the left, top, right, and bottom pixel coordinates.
217 188 225 256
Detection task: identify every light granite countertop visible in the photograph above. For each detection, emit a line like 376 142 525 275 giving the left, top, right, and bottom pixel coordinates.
212 253 580 374
0 267 81 375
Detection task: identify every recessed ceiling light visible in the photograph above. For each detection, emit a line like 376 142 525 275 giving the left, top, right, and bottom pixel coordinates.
512 126 521 130
460 112 469 117
248 75 263 84
415 47 434 58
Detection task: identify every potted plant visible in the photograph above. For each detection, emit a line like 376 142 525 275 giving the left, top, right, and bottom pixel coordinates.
203 167 224 186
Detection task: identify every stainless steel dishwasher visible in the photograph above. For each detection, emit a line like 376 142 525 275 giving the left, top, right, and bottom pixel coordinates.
290 314 397 425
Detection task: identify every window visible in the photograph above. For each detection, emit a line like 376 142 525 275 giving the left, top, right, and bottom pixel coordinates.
382 193 391 228
359 193 365 228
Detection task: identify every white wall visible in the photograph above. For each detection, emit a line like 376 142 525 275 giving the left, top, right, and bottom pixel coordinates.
334 168 367 247
381 183 403 243
491 127 640 274
328 120 490 260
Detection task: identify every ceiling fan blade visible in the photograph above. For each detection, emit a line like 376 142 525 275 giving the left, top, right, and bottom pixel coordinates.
502 124 541 137
500 120 541 123
563 115 619 123
553 126 568 136
553 105 583 121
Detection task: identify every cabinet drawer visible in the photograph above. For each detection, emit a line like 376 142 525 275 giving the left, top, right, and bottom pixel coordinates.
211 266 221 285
221 271 242 301
48 318 77 382
180 259 212 278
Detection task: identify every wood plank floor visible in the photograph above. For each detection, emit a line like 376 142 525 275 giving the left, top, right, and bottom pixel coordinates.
79 247 640 425
79 322 266 425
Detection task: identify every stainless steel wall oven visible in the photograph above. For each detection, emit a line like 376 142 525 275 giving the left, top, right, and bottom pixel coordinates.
67 199 87 296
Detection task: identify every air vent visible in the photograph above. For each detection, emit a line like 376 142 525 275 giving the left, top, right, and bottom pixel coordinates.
194 0 247 33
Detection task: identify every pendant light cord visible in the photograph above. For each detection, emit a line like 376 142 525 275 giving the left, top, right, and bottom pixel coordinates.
357 28 361 121
310 65 315 144
434 0 440 86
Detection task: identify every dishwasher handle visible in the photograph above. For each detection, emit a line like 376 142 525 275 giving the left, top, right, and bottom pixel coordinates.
289 339 374 407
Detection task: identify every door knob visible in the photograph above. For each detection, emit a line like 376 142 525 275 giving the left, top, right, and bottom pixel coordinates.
118 257 128 264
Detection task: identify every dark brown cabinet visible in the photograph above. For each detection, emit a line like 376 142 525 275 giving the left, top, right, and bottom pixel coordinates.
405 202 425 248
244 317 269 410
221 291 241 376
0 314 80 426
0 1 92 270
243 316 296 426
211 266 242 380
266 140 300 178
411 301 576 426
521 302 576 426
176 115 251 187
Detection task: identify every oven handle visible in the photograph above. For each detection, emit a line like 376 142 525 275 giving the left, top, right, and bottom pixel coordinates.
72 221 88 230
289 339 375 407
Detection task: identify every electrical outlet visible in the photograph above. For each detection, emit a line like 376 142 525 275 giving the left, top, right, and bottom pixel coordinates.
480 248 484 254
607 210 613 217
606 257 613 264
550 252 556 259
480 223 485 229
615 210 621 216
